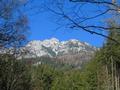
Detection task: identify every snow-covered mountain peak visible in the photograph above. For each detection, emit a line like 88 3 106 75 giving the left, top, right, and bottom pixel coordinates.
42 38 59 47
68 39 79 42
25 38 97 58
50 38 59 42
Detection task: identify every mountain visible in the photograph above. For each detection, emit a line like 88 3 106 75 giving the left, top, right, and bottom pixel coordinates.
25 38 97 58
22 38 97 68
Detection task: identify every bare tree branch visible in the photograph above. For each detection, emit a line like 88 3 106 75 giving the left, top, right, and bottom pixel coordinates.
45 0 120 44
69 0 119 8
48 10 120 44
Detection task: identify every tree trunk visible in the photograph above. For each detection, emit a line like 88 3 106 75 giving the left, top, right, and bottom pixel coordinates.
111 56 114 90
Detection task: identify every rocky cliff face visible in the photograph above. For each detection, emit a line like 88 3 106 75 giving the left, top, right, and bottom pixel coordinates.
25 38 97 58
23 38 97 68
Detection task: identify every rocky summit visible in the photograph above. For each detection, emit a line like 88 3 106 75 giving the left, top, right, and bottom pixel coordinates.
25 38 97 58
22 38 98 68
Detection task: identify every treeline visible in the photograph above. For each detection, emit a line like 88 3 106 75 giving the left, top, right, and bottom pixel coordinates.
0 54 99 90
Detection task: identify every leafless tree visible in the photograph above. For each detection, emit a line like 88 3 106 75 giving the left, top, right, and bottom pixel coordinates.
44 0 120 44
0 0 31 57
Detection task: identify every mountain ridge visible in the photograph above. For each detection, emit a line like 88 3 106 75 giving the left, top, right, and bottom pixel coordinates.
24 38 97 58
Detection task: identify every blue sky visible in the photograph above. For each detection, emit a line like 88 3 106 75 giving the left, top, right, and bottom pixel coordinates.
28 1 106 47
29 12 105 47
